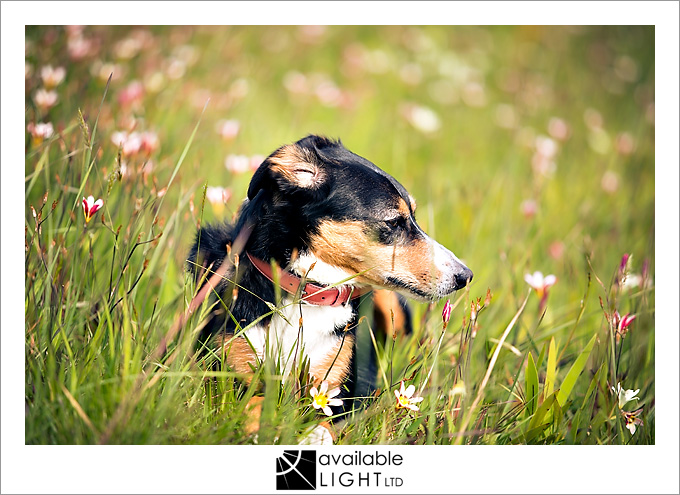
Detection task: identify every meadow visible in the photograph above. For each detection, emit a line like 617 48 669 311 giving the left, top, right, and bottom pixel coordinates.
24 25 655 445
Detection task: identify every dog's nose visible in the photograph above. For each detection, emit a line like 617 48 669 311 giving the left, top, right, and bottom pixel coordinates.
454 266 473 290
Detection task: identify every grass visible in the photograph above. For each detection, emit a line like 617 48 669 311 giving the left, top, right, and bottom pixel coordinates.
25 25 654 445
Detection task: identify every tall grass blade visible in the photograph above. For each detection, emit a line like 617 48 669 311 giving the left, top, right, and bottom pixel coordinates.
525 351 538 416
544 337 557 400
556 333 597 407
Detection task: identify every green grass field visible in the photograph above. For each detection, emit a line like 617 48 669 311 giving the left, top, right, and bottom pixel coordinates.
25 25 655 445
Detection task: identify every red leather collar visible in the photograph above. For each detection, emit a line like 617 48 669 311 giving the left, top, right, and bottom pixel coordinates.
245 252 371 306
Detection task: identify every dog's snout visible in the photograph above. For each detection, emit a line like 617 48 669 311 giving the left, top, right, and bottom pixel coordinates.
430 238 473 295
454 265 473 290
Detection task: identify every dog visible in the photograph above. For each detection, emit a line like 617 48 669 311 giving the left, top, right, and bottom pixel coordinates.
188 135 472 436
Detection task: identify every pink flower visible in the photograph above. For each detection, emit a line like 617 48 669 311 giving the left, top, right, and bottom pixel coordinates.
82 196 103 223
619 253 631 274
394 381 424 412
65 25 85 39
520 199 538 219
298 25 327 43
67 36 93 60
614 311 636 337
40 65 66 89
283 71 309 94
166 58 187 80
547 117 570 141
140 131 160 155
615 132 635 155
548 241 565 260
141 160 154 177
601 170 620 194
118 81 144 107
112 131 156 157
205 186 232 208
315 80 343 107
442 299 452 327
216 119 240 141
122 133 143 157
225 154 251 174
34 89 58 112
113 36 143 60
249 155 264 172
27 122 54 144
310 381 343 417
531 136 558 178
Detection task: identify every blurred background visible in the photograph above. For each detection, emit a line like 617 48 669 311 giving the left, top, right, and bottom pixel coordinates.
25 25 655 290
24 26 655 445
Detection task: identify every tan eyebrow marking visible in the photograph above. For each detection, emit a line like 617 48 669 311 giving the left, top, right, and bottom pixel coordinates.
397 197 411 217
408 194 417 213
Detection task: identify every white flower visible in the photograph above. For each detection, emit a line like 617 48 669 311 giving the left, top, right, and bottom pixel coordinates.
112 131 150 157
524 271 557 299
535 135 558 159
394 381 424 412
216 119 240 140
27 122 54 142
404 104 441 134
34 89 58 111
122 132 143 157
298 424 334 445
611 382 640 409
82 195 103 223
205 186 232 206
225 154 251 174
621 407 644 435
310 381 343 417
111 131 128 147
40 65 66 88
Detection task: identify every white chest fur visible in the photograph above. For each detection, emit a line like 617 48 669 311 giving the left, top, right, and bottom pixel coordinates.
245 253 359 376
245 298 354 375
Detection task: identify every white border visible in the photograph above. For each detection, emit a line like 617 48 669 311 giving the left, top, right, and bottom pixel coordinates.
3 2 678 494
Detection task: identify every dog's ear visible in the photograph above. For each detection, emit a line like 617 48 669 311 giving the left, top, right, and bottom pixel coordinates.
248 142 326 199
269 144 325 189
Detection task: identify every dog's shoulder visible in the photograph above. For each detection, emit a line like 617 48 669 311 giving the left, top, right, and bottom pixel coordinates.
187 221 235 277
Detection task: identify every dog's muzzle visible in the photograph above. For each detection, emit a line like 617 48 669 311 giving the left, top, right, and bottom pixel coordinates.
431 238 473 294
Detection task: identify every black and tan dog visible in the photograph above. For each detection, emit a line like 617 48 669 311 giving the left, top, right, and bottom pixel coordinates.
189 135 472 431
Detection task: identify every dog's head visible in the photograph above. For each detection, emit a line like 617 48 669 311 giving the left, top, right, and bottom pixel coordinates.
246 135 473 301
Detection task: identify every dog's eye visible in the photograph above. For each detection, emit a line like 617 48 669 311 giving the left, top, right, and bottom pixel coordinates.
384 216 405 230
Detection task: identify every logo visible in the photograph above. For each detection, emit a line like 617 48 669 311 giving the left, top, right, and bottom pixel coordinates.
276 450 317 490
